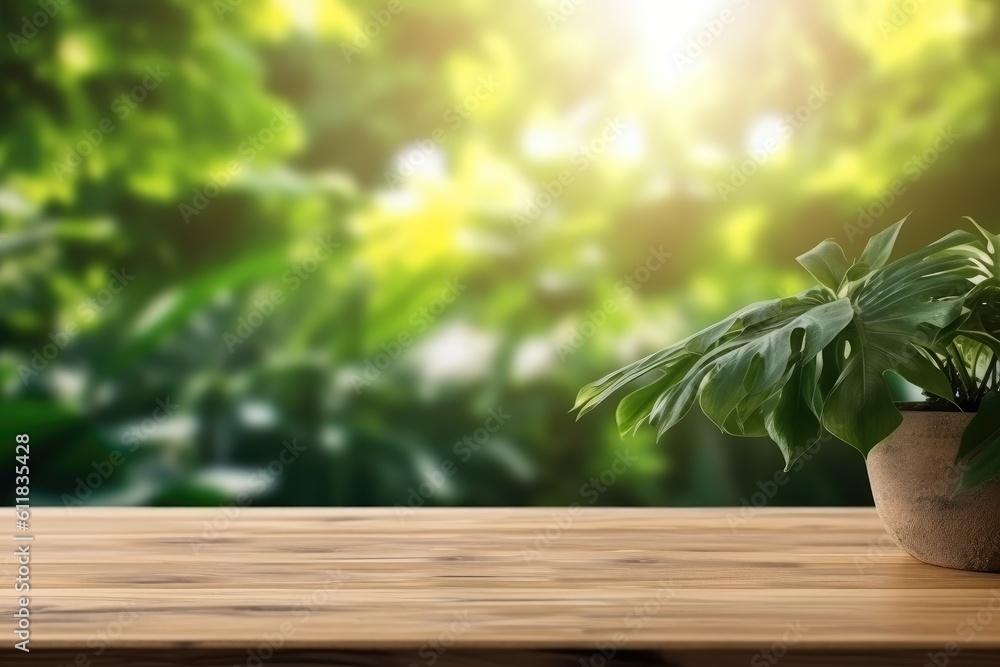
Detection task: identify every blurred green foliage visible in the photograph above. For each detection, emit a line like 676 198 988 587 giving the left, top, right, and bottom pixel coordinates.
2 0 999 507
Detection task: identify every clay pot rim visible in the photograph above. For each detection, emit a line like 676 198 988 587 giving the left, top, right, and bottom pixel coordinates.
894 403 977 414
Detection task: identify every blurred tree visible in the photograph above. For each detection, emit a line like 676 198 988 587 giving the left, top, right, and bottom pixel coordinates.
1 0 998 508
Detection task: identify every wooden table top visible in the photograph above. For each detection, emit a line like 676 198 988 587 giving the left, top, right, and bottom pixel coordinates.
7 507 1000 652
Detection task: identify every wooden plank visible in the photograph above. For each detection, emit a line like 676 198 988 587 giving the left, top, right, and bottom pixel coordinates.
3 508 1000 657
3 650 1000 667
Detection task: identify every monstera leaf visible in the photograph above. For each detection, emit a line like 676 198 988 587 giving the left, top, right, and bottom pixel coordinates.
576 218 1000 483
821 230 976 453
956 393 1000 491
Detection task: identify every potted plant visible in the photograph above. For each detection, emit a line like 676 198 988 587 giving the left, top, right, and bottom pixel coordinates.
574 218 1000 571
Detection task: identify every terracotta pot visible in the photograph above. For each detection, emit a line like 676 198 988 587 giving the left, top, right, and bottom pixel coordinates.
866 411 1000 572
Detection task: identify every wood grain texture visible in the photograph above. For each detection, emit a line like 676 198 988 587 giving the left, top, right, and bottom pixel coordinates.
3 650 1000 667
4 507 1000 656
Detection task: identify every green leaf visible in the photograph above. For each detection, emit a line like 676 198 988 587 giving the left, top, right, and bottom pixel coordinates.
699 298 855 430
573 298 783 417
957 393 1000 462
820 230 979 452
725 390 781 438
797 239 851 291
683 299 784 354
957 396 1000 490
845 262 871 282
765 356 823 470
858 218 906 273
958 444 1000 491
651 339 746 437
615 357 695 436
821 321 904 454
577 225 988 474
823 322 958 454
966 216 1000 278
573 346 687 417
967 281 1000 342
876 229 980 280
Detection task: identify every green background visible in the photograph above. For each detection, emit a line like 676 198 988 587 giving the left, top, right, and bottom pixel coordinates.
2 0 997 508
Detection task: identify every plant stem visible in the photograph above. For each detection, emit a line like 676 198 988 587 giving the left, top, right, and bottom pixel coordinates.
950 343 975 404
